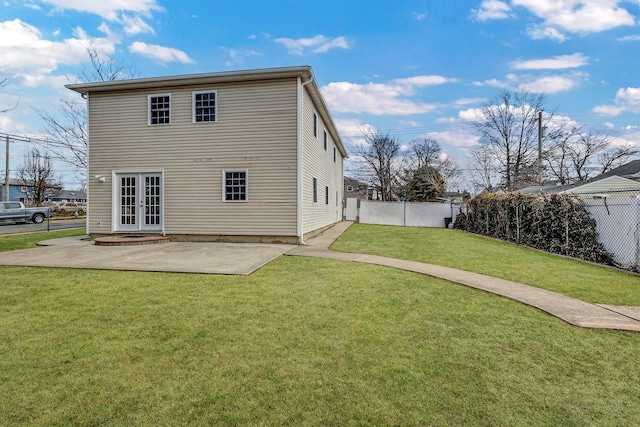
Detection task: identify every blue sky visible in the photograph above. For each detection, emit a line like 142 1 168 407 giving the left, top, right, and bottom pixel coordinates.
2 0 640 189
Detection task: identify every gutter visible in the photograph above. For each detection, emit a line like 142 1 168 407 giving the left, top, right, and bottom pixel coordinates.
297 75 314 245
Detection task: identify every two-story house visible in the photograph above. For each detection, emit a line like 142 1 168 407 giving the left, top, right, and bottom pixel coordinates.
67 66 346 244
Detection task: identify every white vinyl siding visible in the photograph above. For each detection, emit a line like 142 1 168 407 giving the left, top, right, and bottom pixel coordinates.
87 78 298 236
302 88 344 234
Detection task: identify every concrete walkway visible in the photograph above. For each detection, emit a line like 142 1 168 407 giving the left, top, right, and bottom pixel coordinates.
288 222 640 332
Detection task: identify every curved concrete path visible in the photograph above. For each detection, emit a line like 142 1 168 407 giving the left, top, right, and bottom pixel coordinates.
288 222 640 333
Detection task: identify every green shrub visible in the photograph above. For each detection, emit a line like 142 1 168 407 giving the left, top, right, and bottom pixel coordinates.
455 193 613 265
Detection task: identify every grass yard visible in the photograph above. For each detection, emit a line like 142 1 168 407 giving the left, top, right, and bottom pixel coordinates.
331 224 640 306
0 228 85 253
0 228 639 425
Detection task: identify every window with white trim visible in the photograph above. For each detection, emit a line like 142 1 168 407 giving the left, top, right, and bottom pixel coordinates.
313 112 318 138
148 94 171 125
323 130 328 151
223 170 248 202
325 186 329 205
333 146 337 162
312 177 317 203
193 90 217 123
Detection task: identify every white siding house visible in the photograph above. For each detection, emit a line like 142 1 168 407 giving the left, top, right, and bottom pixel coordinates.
67 66 347 244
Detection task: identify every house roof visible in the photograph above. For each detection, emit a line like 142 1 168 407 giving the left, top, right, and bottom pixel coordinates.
588 159 640 182
66 65 347 158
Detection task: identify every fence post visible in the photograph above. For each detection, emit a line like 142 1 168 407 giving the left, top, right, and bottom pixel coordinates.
635 196 640 271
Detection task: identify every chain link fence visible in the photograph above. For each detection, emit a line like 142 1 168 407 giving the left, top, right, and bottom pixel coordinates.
574 188 640 272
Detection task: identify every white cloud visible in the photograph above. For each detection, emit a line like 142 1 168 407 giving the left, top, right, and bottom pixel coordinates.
275 35 349 55
472 1 513 21
526 25 566 41
128 42 194 64
458 107 485 122
38 0 162 35
322 81 438 115
454 97 487 106
39 0 162 20
473 72 584 94
512 0 636 40
412 12 427 21
0 19 114 85
392 75 459 86
399 120 421 127
511 53 588 70
120 14 154 35
618 35 640 41
321 75 456 116
221 47 260 66
518 75 578 93
593 87 640 116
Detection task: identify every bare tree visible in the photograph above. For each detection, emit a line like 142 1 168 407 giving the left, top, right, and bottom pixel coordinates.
17 148 60 206
474 90 547 191
469 145 499 193
0 77 19 113
545 126 637 184
351 129 405 201
598 143 639 174
409 137 441 169
34 45 136 171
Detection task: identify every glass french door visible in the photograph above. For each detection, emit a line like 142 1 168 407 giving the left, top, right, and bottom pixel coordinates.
117 173 162 232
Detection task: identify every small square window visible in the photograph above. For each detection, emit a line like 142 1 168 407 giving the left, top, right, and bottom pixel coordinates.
223 170 248 202
149 94 171 125
193 90 217 123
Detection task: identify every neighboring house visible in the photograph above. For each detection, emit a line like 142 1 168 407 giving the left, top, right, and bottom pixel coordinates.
0 179 29 202
67 66 347 244
520 160 640 196
0 179 63 203
47 190 87 203
344 177 371 200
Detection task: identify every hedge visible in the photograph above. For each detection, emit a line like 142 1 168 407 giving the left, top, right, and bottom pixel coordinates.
454 192 614 265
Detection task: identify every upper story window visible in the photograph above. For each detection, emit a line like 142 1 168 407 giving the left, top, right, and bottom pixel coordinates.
333 146 337 162
313 112 318 138
148 94 171 125
223 170 248 202
193 90 217 123
323 130 328 151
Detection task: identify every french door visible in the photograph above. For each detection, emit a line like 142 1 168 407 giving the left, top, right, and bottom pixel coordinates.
116 173 162 232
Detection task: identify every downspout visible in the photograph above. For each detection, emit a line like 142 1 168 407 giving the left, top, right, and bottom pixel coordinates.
297 75 314 244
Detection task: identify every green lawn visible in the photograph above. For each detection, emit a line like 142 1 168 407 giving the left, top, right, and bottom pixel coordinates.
0 229 639 425
0 228 85 252
331 224 640 306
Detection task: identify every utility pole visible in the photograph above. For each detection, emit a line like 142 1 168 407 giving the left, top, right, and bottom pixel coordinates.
538 110 543 186
5 135 9 201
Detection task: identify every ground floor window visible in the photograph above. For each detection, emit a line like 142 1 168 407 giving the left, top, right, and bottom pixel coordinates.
313 177 317 203
223 170 248 202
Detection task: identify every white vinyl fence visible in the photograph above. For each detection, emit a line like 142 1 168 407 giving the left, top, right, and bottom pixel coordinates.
583 196 640 270
346 198 459 228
